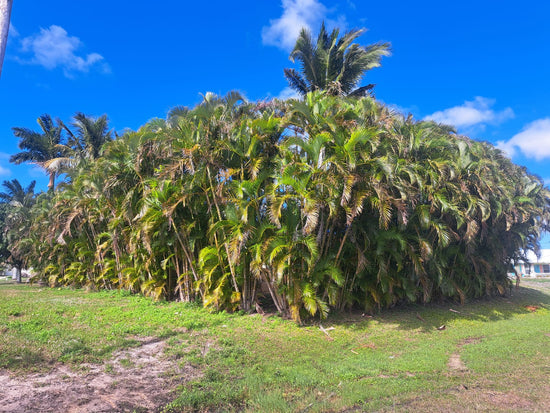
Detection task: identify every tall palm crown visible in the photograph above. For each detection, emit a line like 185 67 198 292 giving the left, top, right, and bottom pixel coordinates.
0 179 36 209
10 114 72 190
284 22 390 97
64 112 113 160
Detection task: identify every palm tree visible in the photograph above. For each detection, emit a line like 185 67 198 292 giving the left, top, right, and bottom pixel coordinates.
10 114 72 190
63 112 113 160
0 0 13 78
0 179 36 208
284 22 390 97
0 179 36 282
11 90 549 320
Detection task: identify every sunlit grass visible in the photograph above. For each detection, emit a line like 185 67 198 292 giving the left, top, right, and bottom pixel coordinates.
1 280 549 411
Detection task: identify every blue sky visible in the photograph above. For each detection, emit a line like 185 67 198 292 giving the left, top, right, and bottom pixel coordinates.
2 0 550 245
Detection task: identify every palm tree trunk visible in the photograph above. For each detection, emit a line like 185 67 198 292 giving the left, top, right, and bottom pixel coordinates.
335 224 352 264
261 271 286 315
206 165 240 295
0 0 13 78
47 172 55 191
171 221 202 299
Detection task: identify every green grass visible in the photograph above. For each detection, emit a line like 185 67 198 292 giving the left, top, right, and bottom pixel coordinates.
1 280 549 412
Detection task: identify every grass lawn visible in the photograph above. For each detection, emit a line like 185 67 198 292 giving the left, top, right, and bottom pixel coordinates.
1 278 549 412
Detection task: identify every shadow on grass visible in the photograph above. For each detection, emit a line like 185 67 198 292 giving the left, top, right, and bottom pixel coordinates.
0 347 48 370
3 277 549 335
322 282 550 333
0 278 31 285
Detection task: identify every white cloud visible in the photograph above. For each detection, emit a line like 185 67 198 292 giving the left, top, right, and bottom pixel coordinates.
28 165 47 178
423 97 514 129
262 0 334 50
17 25 108 77
277 86 300 100
0 165 11 177
386 103 414 117
8 24 19 37
496 118 550 160
0 153 12 177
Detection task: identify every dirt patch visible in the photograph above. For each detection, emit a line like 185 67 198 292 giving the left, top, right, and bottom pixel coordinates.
0 338 199 413
396 388 543 412
448 386 539 411
477 390 534 410
447 353 468 371
458 336 484 347
447 337 485 372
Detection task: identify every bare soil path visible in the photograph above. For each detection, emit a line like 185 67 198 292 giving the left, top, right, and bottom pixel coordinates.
0 338 196 413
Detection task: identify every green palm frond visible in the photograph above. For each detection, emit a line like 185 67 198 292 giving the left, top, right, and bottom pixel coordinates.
285 23 391 97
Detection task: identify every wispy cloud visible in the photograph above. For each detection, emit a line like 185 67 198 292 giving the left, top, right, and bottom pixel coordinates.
16 25 109 77
0 165 11 177
383 102 418 117
277 86 300 100
8 24 19 37
262 0 346 51
0 153 12 177
423 97 514 129
497 118 550 160
28 165 47 179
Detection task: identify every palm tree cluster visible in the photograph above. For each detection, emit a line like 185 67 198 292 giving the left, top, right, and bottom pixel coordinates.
0 179 36 282
4 91 548 321
1 112 111 281
10 113 113 190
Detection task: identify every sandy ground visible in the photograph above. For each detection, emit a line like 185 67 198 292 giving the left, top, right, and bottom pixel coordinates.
0 338 197 413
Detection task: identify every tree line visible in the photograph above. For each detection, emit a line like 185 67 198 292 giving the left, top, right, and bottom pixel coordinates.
1 24 548 321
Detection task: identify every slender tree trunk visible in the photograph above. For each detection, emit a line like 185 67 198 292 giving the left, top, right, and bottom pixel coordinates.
206 165 240 294
335 225 352 308
0 0 13 78
47 172 55 191
172 221 202 299
335 224 352 265
261 272 285 315
111 230 123 286
15 266 21 283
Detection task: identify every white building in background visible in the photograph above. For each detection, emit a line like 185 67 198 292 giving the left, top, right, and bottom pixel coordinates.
514 249 550 277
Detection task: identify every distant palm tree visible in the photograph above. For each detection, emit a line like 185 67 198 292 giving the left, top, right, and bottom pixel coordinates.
63 112 113 160
0 178 36 282
0 179 36 208
0 0 14 78
10 114 72 190
284 22 390 97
